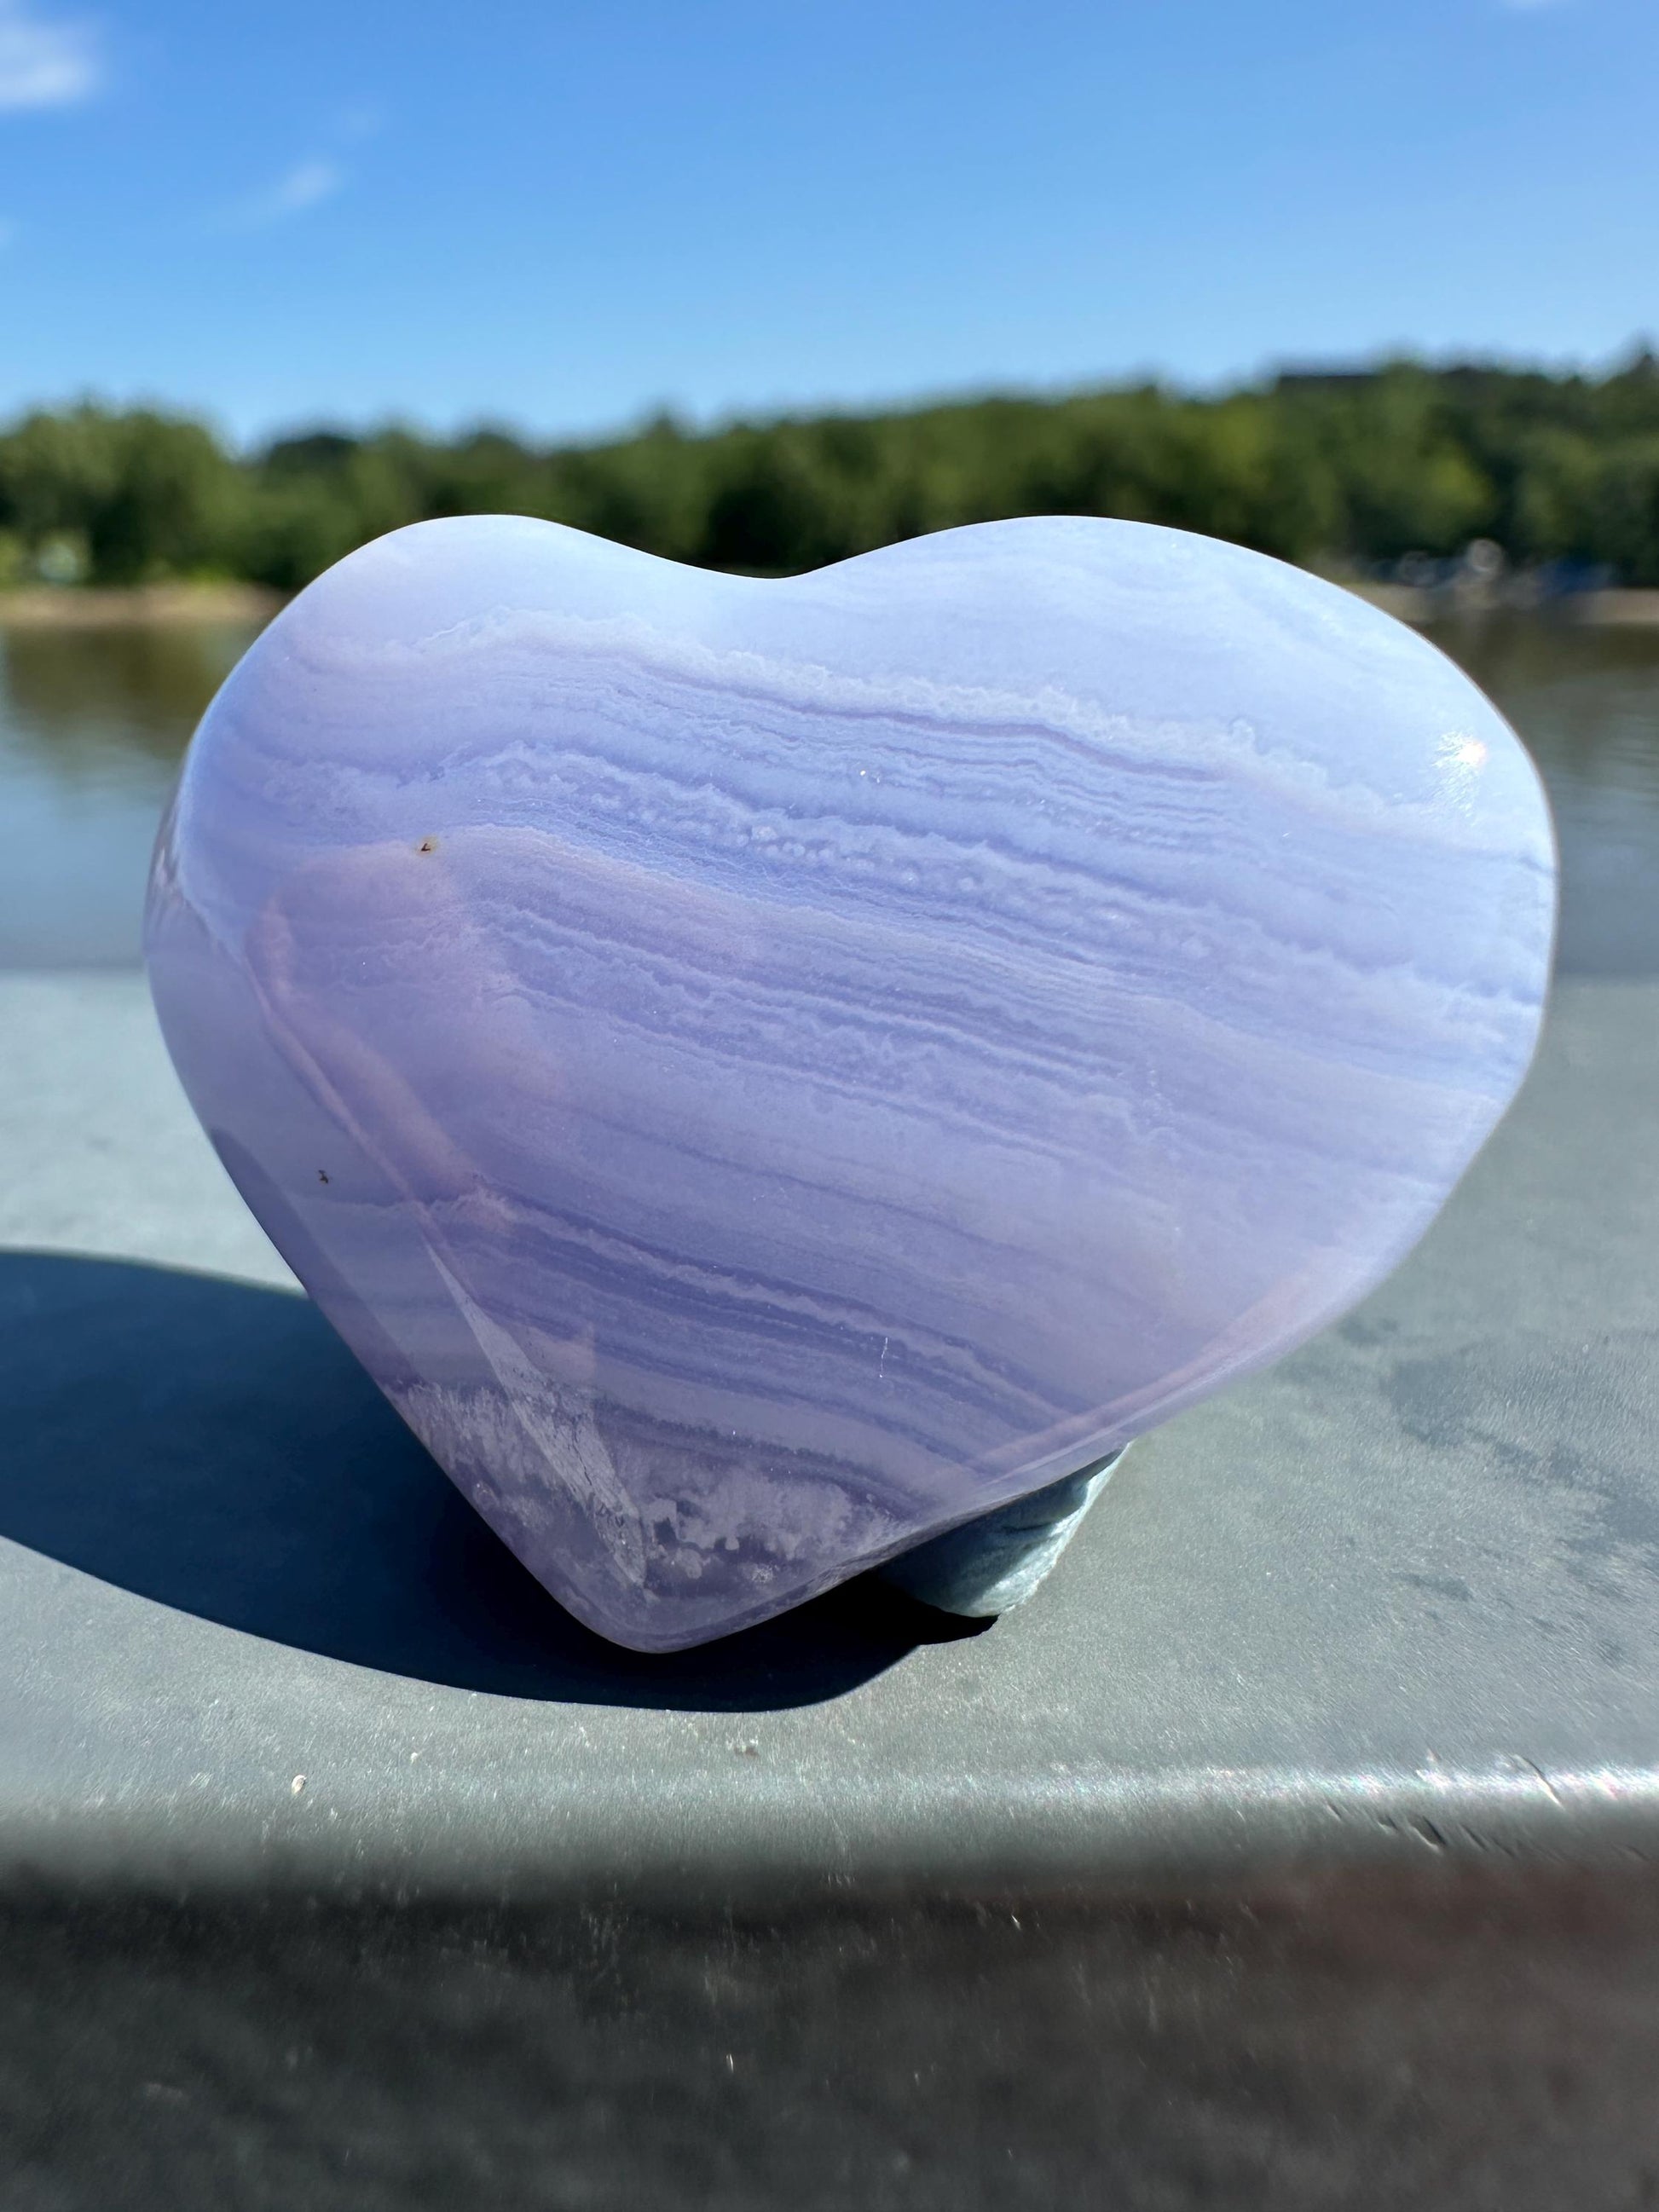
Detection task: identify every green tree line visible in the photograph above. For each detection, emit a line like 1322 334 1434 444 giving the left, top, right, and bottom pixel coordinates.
3 351 1657 591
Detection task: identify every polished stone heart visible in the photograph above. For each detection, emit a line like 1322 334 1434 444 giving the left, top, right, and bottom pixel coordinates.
145 515 1555 1650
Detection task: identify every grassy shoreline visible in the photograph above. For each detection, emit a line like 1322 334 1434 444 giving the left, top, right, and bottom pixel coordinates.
0 582 283 628
1348 582 1659 627
3 576 1658 631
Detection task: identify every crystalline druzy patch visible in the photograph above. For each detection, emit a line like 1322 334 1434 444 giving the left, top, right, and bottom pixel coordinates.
145 515 1556 1651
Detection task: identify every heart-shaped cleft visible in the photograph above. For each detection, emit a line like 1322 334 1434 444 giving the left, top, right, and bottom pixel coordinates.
145 515 1556 1650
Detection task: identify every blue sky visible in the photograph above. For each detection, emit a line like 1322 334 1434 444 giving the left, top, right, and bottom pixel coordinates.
0 0 1654 447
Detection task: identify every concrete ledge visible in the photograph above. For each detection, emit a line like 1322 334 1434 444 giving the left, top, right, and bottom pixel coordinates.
3 970 1657 2202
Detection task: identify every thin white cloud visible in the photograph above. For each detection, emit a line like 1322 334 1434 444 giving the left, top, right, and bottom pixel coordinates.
334 102 384 143
0 0 100 111
225 155 345 230
264 157 343 216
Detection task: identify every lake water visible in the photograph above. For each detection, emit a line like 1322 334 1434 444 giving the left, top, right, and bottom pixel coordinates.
0 621 262 968
2 612 1656 973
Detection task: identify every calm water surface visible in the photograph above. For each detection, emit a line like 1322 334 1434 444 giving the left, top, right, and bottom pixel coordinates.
0 621 263 967
1 612 1656 971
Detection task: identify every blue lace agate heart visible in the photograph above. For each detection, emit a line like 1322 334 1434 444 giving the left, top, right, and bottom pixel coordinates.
145 516 1555 1650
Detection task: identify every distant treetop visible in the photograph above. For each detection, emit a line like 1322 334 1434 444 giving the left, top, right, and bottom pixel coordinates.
3 354 1658 592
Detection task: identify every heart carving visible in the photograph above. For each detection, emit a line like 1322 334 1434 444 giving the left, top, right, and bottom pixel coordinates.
146 515 1555 1649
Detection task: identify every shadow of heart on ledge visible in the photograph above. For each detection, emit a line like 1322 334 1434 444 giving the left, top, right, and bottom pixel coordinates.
0 1250 984 1712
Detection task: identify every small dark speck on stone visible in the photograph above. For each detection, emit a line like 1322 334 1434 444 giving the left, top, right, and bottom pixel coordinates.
1398 1572 1473 1603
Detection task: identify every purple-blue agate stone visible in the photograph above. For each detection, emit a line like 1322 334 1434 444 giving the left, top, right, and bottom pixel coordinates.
144 516 1556 1650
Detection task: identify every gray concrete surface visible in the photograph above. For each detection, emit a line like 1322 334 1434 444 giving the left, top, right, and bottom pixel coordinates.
0 973 295 1290
3 969 1658 2206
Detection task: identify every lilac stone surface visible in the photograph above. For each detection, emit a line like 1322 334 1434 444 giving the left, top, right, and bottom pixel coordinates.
144 514 1556 1652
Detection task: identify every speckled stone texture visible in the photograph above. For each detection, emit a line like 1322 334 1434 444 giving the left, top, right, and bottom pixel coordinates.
144 515 1555 1650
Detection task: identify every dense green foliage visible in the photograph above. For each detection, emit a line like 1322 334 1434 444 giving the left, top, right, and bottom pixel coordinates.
3 353 1658 590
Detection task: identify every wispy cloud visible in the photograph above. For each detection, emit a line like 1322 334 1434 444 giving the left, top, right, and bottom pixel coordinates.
334 102 384 144
224 155 345 230
0 0 100 111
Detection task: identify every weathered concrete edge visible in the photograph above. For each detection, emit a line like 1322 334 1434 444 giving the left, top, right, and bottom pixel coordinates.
0 1764 1651 1912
